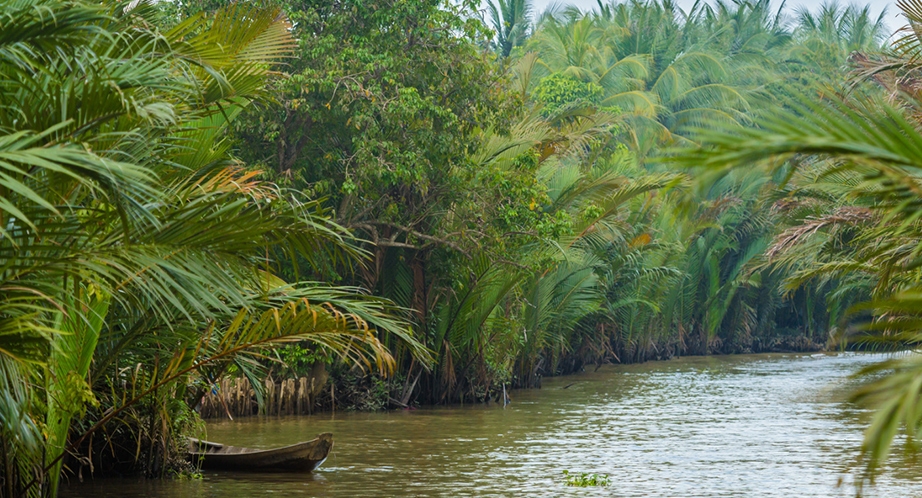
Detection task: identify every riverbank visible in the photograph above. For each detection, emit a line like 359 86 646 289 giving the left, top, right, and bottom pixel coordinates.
63 353 921 498
200 332 828 420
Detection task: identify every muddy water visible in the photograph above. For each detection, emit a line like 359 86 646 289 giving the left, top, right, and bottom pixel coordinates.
62 353 922 497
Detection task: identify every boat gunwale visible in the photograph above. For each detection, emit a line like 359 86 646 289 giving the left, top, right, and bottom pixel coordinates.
188 435 330 457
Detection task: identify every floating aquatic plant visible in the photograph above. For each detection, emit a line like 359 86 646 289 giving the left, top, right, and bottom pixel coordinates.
563 470 611 487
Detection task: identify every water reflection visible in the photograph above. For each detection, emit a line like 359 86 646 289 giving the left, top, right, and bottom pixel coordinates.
63 353 922 497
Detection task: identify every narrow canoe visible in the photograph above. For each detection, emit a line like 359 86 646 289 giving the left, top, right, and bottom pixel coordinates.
188 433 333 472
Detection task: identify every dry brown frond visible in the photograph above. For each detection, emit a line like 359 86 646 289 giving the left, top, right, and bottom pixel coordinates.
766 207 875 259
770 197 823 214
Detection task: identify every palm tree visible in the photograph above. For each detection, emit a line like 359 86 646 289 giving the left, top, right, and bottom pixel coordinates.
700 0 790 55
514 154 676 380
487 0 535 57
789 1 889 78
670 0 922 478
0 1 424 494
525 1 768 159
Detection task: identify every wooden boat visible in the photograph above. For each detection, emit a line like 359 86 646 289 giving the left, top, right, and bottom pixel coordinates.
188 433 332 472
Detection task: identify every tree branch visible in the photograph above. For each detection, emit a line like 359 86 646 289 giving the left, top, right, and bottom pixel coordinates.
351 222 472 257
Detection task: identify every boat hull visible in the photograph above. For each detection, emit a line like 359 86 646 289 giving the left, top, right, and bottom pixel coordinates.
188 433 332 472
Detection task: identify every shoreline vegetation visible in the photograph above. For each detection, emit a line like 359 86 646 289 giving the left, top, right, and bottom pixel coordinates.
199 337 824 420
4 0 922 495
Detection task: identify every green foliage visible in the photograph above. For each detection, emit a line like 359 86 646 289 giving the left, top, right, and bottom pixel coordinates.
563 470 611 487
664 0 922 483
340 373 393 412
218 0 902 417
171 470 204 480
3 0 920 491
0 0 423 493
487 0 533 57
533 73 606 115
274 345 330 378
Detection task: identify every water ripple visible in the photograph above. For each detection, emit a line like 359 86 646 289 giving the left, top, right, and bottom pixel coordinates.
63 353 922 497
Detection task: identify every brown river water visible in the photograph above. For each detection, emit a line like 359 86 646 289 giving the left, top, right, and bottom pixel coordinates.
62 353 922 497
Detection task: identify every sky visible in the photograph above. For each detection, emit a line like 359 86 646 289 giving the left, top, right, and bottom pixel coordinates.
531 0 901 33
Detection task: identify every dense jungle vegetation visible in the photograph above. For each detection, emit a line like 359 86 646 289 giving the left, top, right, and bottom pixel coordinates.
5 0 922 494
